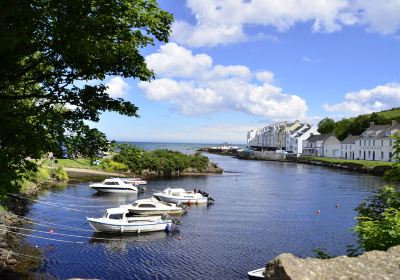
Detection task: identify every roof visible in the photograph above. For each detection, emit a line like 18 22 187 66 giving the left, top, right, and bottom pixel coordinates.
341 135 360 144
107 208 128 214
306 134 331 142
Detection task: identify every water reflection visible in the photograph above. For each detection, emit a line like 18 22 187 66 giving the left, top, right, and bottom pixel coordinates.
24 154 386 280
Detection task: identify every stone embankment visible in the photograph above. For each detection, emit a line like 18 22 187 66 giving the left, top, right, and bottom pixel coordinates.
264 246 400 279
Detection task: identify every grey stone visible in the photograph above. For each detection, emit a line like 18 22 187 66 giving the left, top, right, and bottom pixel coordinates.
5 258 17 265
264 246 400 280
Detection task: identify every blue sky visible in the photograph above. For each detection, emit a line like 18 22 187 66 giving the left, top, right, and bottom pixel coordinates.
92 0 400 144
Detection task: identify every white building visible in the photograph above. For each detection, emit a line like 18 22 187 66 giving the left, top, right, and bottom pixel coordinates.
286 124 319 155
303 134 340 157
247 121 306 150
354 121 399 161
340 135 360 159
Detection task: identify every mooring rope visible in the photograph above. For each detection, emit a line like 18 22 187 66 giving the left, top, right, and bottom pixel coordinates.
7 193 97 213
0 247 42 260
0 228 84 244
0 224 127 242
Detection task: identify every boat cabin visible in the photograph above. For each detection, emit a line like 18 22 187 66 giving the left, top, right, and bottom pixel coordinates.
103 208 129 219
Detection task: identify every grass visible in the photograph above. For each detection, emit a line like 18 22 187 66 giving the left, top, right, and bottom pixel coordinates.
300 156 395 168
377 108 400 119
42 158 103 170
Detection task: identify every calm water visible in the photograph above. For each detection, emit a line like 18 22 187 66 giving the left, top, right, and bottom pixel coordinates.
23 144 385 279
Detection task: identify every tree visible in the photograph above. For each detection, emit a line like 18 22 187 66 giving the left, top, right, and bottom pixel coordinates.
0 0 173 194
317 118 336 134
353 186 400 251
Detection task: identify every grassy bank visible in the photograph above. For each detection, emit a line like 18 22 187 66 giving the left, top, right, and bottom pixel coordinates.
296 156 394 176
42 158 103 170
299 156 395 168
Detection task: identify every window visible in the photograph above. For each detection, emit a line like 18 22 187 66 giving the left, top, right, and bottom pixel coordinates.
132 202 139 207
381 140 383 147
104 181 118 185
373 140 375 146
108 214 123 220
138 204 156 208
381 151 384 159
368 151 371 157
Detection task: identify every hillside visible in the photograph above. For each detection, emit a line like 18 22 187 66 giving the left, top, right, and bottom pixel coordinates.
318 107 400 140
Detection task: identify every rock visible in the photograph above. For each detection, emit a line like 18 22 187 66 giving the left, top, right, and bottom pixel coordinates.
264 246 400 279
5 259 17 265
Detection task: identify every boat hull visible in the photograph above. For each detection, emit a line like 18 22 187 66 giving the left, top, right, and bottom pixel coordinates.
130 209 184 216
247 268 265 280
87 218 171 233
154 195 208 205
90 186 138 194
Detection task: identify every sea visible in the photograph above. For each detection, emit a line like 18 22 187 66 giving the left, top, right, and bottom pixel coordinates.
18 142 385 279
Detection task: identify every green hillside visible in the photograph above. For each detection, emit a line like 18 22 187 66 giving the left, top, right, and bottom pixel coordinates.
318 107 400 141
376 107 400 119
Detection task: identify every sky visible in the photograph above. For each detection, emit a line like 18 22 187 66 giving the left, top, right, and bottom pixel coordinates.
91 0 400 144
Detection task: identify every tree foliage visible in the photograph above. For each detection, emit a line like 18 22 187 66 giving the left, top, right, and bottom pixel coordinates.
353 186 400 251
0 0 173 193
317 118 336 134
317 110 399 141
113 145 210 175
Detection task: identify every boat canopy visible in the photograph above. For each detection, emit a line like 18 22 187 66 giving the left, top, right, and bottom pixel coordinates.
107 208 128 214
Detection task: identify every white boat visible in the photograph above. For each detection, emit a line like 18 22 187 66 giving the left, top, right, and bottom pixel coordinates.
123 177 147 185
90 178 138 194
119 197 185 216
87 207 172 233
153 188 210 204
247 268 265 279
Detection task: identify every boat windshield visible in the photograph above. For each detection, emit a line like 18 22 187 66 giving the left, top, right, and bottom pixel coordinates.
132 202 139 207
108 213 124 220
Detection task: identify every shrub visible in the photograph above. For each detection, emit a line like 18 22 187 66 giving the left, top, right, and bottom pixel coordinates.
101 159 129 172
353 186 400 251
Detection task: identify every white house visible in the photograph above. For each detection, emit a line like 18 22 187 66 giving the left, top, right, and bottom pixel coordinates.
303 134 340 157
354 121 399 161
286 124 319 155
340 135 360 159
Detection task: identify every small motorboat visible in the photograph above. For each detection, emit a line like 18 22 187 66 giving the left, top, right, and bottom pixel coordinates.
87 207 172 233
153 188 211 205
122 178 147 192
119 197 186 216
90 178 138 194
123 177 147 185
247 268 265 280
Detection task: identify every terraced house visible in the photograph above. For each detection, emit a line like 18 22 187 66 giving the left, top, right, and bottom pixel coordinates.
354 121 399 161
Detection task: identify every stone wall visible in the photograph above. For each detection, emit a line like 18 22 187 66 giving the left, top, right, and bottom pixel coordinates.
264 246 400 279
252 151 287 161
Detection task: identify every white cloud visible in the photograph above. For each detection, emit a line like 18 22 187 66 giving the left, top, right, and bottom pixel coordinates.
172 0 400 47
302 56 322 63
139 43 308 121
323 83 400 115
106 77 131 98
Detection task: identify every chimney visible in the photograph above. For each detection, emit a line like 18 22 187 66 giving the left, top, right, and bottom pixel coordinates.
392 120 397 126
369 122 375 127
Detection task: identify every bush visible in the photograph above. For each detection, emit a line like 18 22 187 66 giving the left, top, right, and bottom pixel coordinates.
113 145 210 175
353 186 400 251
101 159 129 172
50 166 69 181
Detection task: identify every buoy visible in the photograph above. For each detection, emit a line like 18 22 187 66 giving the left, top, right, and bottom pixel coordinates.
195 200 199 205
49 228 54 234
187 200 192 205
335 204 340 208
176 236 182 240
316 210 321 215
165 224 171 233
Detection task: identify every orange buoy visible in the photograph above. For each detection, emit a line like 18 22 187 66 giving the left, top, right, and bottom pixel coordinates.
187 200 192 205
